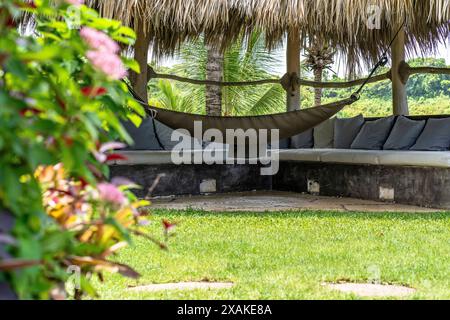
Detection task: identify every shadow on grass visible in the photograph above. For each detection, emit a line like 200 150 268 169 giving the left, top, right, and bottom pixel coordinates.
152 208 450 222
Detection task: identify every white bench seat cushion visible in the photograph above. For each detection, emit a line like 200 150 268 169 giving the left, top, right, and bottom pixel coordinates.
278 149 326 162
279 149 450 168
378 151 450 168
321 149 381 165
112 149 450 168
113 151 178 165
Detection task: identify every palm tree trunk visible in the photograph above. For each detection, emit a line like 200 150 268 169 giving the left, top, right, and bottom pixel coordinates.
205 45 223 116
313 67 323 106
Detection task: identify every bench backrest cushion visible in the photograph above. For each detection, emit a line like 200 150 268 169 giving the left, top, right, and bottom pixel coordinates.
411 118 450 151
334 115 364 148
351 116 396 150
383 116 426 150
314 118 335 149
122 118 164 150
291 129 314 149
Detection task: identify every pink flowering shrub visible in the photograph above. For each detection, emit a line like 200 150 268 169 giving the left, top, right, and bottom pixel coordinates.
36 163 167 299
0 1 169 300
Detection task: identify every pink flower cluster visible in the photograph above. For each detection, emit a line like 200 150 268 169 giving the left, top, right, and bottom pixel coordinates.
97 183 126 206
65 0 84 5
80 27 127 80
80 27 120 53
85 50 127 80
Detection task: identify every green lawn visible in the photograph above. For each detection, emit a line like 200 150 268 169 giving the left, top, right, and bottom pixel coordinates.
96 210 450 300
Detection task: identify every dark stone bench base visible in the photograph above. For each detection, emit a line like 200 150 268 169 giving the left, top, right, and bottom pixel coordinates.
273 162 450 209
110 164 271 198
110 162 450 209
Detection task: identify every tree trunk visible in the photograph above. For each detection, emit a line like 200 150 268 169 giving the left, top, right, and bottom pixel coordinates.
130 23 151 103
205 46 223 116
313 67 323 106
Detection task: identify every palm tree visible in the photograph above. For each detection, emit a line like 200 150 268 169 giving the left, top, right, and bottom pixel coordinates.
148 32 286 116
304 38 335 106
148 79 202 114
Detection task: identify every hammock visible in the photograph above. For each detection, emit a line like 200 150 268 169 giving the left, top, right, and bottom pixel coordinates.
129 86 358 141
124 20 406 148
126 21 406 146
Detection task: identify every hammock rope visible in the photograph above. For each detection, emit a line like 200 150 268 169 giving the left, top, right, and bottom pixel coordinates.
352 19 407 100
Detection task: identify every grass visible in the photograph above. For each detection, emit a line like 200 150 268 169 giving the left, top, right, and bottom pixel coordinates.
96 209 450 300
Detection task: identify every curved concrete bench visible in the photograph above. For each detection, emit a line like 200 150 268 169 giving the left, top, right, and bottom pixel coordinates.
110 149 450 208
275 149 450 209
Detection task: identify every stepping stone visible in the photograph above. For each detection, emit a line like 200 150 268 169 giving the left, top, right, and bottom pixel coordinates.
324 282 416 298
128 282 234 292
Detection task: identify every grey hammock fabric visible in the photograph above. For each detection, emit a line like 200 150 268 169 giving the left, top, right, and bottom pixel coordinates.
351 116 396 150
334 115 365 149
411 118 450 151
128 85 356 145
148 98 354 143
383 116 426 150
314 118 335 149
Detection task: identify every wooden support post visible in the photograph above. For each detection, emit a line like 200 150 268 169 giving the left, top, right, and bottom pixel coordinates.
286 29 301 111
391 27 409 115
130 21 151 103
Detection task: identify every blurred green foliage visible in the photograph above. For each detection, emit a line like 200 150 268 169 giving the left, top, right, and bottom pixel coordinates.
0 0 152 300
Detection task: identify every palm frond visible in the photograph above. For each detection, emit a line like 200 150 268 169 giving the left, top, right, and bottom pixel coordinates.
149 30 285 116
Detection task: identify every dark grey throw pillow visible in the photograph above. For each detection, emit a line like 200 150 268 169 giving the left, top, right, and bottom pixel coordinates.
277 139 290 149
291 129 314 149
334 115 365 149
383 116 426 150
314 118 335 149
351 116 396 150
154 120 185 150
122 118 163 150
122 118 197 150
410 118 450 151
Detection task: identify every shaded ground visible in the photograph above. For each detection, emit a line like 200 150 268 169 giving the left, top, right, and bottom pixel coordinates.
151 191 439 213
96 210 449 300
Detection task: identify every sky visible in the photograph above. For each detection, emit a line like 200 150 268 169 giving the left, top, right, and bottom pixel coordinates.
439 42 450 63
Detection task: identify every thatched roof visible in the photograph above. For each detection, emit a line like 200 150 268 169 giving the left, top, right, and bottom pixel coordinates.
88 0 449 74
